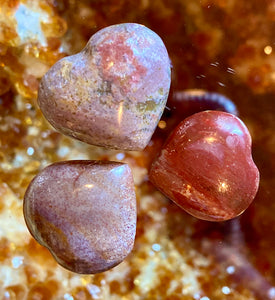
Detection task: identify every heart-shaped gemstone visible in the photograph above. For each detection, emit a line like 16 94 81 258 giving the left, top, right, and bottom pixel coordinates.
38 23 171 150
149 111 260 221
23 160 137 274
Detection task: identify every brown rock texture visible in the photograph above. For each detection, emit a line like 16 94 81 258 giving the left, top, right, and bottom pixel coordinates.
38 23 171 150
23 160 137 274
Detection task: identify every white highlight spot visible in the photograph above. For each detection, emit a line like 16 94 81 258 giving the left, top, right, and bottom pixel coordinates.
226 265 235 274
12 256 24 268
268 287 275 299
116 153 125 160
87 284 101 299
152 243 161 252
64 293 74 300
222 286 231 295
27 147 34 156
193 292 201 299
57 146 70 157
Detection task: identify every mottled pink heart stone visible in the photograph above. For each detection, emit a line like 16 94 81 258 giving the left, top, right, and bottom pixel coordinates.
38 23 171 150
149 111 260 221
23 160 136 274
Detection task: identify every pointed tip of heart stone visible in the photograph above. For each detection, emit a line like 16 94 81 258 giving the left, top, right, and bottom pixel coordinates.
23 160 137 274
38 23 171 151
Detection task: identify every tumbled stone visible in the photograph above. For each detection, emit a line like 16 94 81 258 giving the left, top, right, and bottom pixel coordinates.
38 23 171 150
149 111 260 221
23 160 137 274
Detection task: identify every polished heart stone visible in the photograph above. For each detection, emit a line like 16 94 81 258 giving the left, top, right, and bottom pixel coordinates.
23 161 136 274
38 23 171 150
149 111 260 221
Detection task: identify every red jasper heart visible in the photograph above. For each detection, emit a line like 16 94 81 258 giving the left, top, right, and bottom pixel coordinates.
149 110 260 221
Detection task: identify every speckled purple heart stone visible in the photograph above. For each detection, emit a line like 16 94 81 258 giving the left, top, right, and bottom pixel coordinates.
38 23 171 150
23 160 137 274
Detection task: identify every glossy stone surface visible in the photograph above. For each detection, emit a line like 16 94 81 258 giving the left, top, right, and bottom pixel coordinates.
149 111 260 221
23 160 136 274
38 23 171 150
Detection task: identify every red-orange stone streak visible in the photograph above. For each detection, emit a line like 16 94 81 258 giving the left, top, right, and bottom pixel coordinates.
96 33 147 94
23 160 137 274
149 111 260 221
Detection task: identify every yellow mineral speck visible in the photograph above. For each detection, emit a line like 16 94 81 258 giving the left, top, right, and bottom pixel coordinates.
25 117 32 125
271 72 275 81
1 162 13 171
134 278 140 286
158 120 166 129
41 16 67 39
81 278 88 285
28 126 39 136
33 46 40 58
264 45 272 55
84 184 94 189
118 102 124 127
10 243 16 251
34 119 42 127
218 181 229 193
24 161 41 173
182 184 192 198
108 61 114 68
158 87 164 95
204 136 216 144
